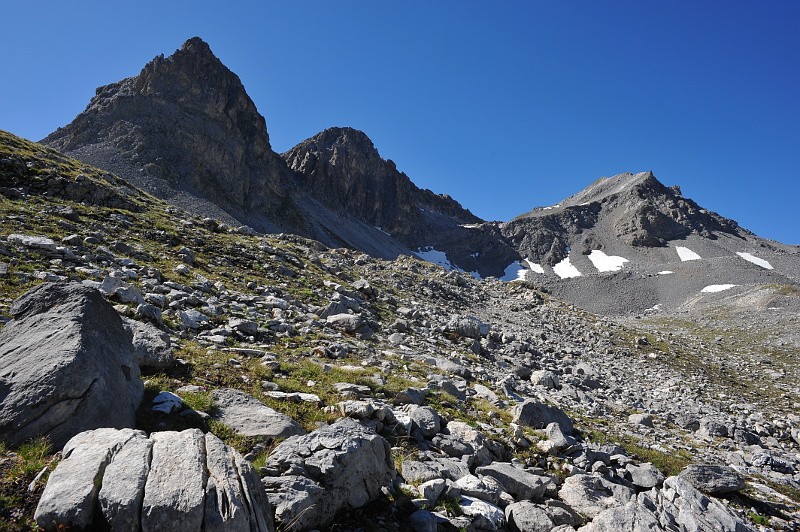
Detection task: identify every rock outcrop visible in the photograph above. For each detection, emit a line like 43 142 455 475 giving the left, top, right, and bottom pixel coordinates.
34 428 274 531
0 282 143 449
261 418 395 531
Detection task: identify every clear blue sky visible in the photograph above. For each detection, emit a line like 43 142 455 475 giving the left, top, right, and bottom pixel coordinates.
2 1 799 244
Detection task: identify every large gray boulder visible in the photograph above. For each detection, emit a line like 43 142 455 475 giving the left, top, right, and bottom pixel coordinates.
511 399 574 434
475 462 550 501
505 501 555 532
0 282 143 449
262 418 395 531
211 388 305 439
558 474 634 521
35 428 273 531
677 464 745 494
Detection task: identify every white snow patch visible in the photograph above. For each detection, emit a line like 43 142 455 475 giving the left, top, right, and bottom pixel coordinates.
523 259 545 274
415 247 459 271
701 284 738 293
469 252 480 258
553 257 582 279
587 250 629 272
501 262 527 281
501 260 545 282
461 223 482 229
736 252 773 270
658 271 674 275
675 246 701 261
374 226 390 236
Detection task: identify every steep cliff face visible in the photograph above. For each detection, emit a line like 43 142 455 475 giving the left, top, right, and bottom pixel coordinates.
42 37 303 232
283 127 480 245
283 127 521 276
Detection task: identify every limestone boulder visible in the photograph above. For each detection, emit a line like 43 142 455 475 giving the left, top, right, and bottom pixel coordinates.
0 282 143 449
262 418 395 531
35 428 273 531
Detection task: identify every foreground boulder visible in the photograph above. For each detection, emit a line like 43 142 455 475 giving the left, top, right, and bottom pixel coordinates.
34 428 273 531
262 418 395 531
0 282 143 449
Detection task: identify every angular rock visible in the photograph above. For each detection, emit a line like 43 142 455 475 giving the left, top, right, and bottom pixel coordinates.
505 501 555 532
402 460 443 485
511 399 574 434
447 315 489 338
582 476 754 532
326 313 364 332
263 418 394 531
410 405 441 439
35 428 272 531
530 369 560 390
628 413 654 427
476 462 549 501
211 388 304 439
410 509 439 532
557 474 634 520
0 282 143 449
454 474 501 505
625 463 665 489
205 432 273 531
678 464 745 494
124 317 174 369
98 432 153 531
459 495 505 529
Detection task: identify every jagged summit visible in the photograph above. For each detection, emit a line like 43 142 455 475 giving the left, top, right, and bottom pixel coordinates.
284 126 481 243
42 37 296 232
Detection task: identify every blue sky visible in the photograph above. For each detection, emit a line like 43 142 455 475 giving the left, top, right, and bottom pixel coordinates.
2 1 799 243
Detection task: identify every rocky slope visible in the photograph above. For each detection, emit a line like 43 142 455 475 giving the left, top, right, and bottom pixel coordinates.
0 131 798 530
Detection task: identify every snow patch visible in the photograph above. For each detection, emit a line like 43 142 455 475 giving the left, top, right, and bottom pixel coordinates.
553 257 582 279
374 226 390 236
469 252 480 258
701 284 737 293
501 262 527 281
415 247 459 271
675 246 701 261
736 252 773 270
587 250 629 272
500 260 545 282
658 271 674 275
468 271 482 280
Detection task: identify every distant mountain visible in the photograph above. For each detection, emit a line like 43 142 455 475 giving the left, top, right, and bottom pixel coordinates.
38 37 799 314
496 171 800 314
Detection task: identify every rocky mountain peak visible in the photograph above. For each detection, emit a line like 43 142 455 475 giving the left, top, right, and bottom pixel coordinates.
42 37 297 227
283 127 480 244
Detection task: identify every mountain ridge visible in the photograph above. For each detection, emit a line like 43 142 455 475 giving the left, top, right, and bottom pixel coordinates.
38 36 800 315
